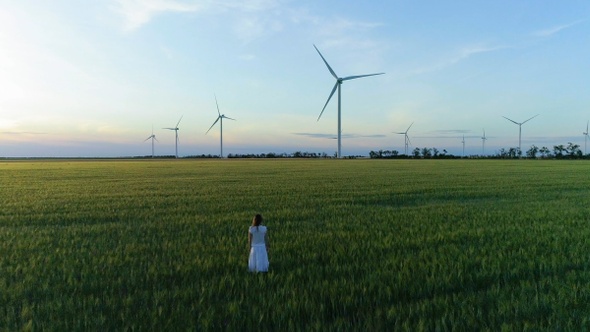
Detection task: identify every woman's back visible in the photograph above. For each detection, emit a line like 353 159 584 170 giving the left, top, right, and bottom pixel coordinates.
249 225 267 245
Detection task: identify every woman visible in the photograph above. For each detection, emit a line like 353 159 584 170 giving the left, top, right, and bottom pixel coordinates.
248 214 269 272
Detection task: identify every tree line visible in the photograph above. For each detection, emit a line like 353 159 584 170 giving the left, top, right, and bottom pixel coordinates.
369 142 588 159
127 142 587 159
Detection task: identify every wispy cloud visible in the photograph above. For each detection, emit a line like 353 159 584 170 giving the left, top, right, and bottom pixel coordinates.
412 43 507 75
413 130 479 139
113 0 284 42
113 0 201 31
532 19 585 37
1 131 48 135
430 129 472 135
293 132 385 139
214 0 280 12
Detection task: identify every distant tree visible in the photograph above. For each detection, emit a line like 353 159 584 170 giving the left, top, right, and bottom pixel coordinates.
508 147 518 159
539 146 550 158
421 147 432 158
412 147 421 158
526 145 539 159
553 145 565 159
432 148 439 158
566 142 582 158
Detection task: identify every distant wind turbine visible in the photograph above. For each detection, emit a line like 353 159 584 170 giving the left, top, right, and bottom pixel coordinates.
314 44 384 158
144 126 158 158
461 135 465 157
481 129 487 156
206 95 235 158
584 120 589 155
395 122 413 155
163 116 183 158
502 114 538 154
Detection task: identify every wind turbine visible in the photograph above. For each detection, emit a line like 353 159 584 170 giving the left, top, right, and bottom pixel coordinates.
395 122 413 155
144 125 158 158
583 120 589 155
502 114 538 154
314 44 384 158
206 95 235 158
461 135 465 157
163 116 183 158
481 129 487 156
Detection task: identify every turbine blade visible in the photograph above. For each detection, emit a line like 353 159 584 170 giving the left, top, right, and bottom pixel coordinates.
224 116 236 121
176 115 183 127
521 114 539 124
154 136 159 142
342 73 385 81
406 135 412 146
214 94 221 116
502 116 519 125
317 82 338 121
406 122 414 132
163 127 175 130
313 44 338 79
206 117 220 134
144 136 152 141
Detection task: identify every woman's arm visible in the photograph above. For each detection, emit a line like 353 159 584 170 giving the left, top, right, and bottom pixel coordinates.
248 230 252 248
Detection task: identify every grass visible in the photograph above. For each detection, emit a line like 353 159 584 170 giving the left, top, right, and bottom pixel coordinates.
1 159 590 330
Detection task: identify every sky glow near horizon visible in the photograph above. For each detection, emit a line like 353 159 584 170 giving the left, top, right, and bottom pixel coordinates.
1 1 589 157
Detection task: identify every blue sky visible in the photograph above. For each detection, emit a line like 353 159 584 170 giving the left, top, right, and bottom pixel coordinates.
1 1 589 157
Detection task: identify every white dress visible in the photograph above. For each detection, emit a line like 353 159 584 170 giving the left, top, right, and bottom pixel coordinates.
248 225 269 272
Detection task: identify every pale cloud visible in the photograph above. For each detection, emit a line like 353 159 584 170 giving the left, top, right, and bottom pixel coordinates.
113 0 201 31
319 17 383 38
112 0 282 30
0 118 18 130
233 15 284 43
239 54 256 61
412 44 507 75
293 132 385 139
532 19 585 37
454 45 508 64
112 0 284 43
214 0 280 12
307 14 384 52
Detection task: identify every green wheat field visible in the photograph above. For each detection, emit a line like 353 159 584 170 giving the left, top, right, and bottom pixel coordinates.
1 159 590 330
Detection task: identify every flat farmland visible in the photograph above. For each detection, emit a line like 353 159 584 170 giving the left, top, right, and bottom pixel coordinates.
1 159 590 330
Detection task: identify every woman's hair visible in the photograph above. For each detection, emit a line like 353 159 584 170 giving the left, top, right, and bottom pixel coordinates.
252 214 263 230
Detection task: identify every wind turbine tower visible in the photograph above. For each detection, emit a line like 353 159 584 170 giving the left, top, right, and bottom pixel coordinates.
314 44 384 158
481 129 487 156
206 95 235 158
164 116 183 158
584 121 589 155
395 122 413 155
144 126 158 158
461 135 465 157
502 114 538 155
